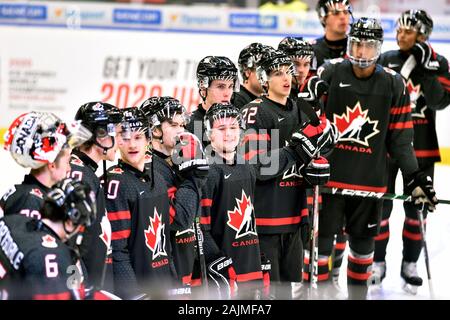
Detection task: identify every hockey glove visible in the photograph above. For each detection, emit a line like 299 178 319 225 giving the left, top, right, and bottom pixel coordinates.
298 76 329 106
171 132 209 180
410 42 440 72
301 156 330 186
405 171 438 212
288 115 333 164
207 255 238 299
319 121 339 157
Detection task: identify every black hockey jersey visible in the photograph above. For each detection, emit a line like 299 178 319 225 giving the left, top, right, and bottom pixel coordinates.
69 150 113 292
318 58 418 191
232 85 258 109
0 174 50 219
105 160 173 299
379 50 450 167
151 150 199 286
312 36 348 70
240 97 308 234
0 215 84 300
185 103 208 147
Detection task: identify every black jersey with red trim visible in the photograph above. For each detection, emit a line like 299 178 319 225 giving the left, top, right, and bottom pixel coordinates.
312 36 348 70
232 85 258 109
0 215 84 300
69 150 113 292
240 96 308 234
105 160 173 299
151 150 198 286
186 103 208 147
379 50 450 167
318 58 418 192
0 174 50 219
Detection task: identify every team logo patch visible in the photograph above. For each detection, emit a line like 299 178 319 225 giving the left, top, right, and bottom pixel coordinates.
406 79 426 118
333 102 380 146
70 156 84 167
41 234 58 248
227 190 257 239
109 167 124 174
99 215 112 255
144 208 167 259
30 188 44 199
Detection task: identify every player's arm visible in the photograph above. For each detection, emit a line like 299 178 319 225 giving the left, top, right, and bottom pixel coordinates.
419 54 450 110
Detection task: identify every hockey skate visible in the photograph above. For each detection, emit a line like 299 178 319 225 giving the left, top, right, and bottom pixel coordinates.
369 261 386 287
401 260 423 295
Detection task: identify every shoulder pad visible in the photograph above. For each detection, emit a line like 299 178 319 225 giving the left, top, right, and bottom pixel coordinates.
29 188 44 199
1 186 17 202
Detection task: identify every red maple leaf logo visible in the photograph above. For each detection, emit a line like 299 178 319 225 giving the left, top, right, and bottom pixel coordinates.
227 190 257 239
99 215 112 254
406 79 425 118
144 208 167 259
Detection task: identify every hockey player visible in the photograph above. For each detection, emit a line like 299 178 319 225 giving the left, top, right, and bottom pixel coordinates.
140 96 206 289
0 178 96 300
374 9 450 293
201 102 333 299
313 0 352 69
70 101 122 294
232 43 267 109
105 107 207 299
314 17 438 299
186 56 238 145
240 47 336 298
278 37 315 98
1 112 91 219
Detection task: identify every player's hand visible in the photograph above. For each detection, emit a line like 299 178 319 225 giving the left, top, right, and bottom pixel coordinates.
171 132 209 180
299 76 329 104
302 156 330 186
411 42 440 72
405 171 438 212
207 255 238 299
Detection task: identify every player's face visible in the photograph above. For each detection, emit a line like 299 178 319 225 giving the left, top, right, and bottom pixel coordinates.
205 79 234 109
268 66 292 98
210 117 241 154
350 39 378 61
292 57 311 85
397 27 419 51
117 129 148 169
161 114 186 149
324 3 351 36
245 69 264 95
50 148 71 182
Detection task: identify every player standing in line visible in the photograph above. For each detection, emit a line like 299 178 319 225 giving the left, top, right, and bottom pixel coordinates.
314 17 438 299
374 9 450 294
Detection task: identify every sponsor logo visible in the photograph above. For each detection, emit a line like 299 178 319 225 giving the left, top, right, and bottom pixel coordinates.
224 173 232 179
339 82 351 88
169 13 221 26
367 223 377 228
0 4 47 20
227 190 257 239
113 9 161 25
277 117 285 122
229 13 277 29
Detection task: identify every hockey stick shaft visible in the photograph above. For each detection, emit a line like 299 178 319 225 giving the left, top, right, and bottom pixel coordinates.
416 205 435 299
194 216 209 290
321 187 450 205
309 185 320 291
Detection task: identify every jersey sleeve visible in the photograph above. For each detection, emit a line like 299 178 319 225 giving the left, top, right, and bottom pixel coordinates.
254 147 299 181
1 186 43 219
386 72 419 177
420 54 450 110
105 173 139 298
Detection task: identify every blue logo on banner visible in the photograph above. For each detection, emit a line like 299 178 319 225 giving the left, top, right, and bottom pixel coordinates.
0 4 47 20
381 18 395 34
113 9 161 25
229 13 277 29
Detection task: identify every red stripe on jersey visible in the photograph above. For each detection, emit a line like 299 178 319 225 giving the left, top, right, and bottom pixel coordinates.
182 273 193 285
243 149 266 161
304 257 329 266
348 255 373 265
201 199 212 207
241 133 271 145
307 195 322 205
347 269 371 281
33 292 71 300
256 216 301 226
374 231 390 241
169 205 175 225
405 217 425 226
236 271 263 282
326 181 387 193
200 216 211 225
389 121 414 130
190 278 202 287
335 242 347 250
415 149 441 157
301 208 308 218
108 210 131 221
302 272 329 281
111 229 131 240
390 105 411 115
167 187 177 200
438 76 450 87
403 230 422 240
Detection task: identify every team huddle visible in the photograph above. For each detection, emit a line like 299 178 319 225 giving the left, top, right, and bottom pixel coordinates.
0 0 449 300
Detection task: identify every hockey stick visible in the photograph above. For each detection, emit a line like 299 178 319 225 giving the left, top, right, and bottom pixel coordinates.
321 187 450 205
308 184 320 294
194 216 209 294
416 203 435 299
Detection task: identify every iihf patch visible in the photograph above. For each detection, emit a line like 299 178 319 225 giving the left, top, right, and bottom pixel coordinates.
41 234 58 248
30 188 44 199
110 168 124 174
252 98 263 103
70 157 84 167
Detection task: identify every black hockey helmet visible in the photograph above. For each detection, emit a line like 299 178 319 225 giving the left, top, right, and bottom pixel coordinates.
316 0 352 27
397 9 433 39
140 96 189 129
278 37 314 60
238 43 267 80
43 178 97 228
120 107 150 139
196 56 239 91
347 17 384 68
204 102 245 139
256 47 295 89
75 101 122 151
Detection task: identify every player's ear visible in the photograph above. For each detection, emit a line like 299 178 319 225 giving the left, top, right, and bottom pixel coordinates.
416 34 427 43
